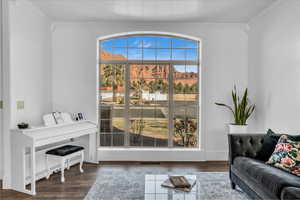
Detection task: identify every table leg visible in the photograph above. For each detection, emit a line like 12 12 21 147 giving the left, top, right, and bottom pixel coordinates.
31 146 36 195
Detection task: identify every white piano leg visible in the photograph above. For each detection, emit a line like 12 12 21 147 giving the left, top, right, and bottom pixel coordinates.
46 155 51 179
61 158 65 183
67 159 70 170
80 151 84 173
31 146 36 195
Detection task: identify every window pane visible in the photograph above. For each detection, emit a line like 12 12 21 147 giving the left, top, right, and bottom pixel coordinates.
142 119 168 147
128 36 143 47
156 138 168 147
113 133 124 146
173 114 197 147
173 65 185 78
100 105 112 119
157 36 171 48
112 48 127 60
172 38 198 48
186 65 198 74
130 79 147 105
100 134 112 146
113 37 128 47
100 64 125 104
186 49 198 61
172 49 185 60
157 49 171 60
112 105 125 133
143 49 156 60
129 118 143 146
173 104 198 148
100 120 111 132
174 78 185 102
147 65 169 79
101 48 114 60
101 39 114 48
128 48 142 60
143 36 156 48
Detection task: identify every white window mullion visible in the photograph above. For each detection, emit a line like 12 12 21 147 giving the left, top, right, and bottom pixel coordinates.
124 66 130 147
168 64 174 147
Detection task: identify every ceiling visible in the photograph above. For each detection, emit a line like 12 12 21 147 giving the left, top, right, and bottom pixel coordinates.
29 0 277 23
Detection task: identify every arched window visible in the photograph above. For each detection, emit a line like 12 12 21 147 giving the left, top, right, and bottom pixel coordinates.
98 34 200 148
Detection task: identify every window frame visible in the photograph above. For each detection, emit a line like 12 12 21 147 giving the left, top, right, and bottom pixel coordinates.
97 33 201 149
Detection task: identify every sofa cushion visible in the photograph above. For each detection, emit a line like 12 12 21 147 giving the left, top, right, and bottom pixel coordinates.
233 157 300 198
267 135 300 176
281 187 300 200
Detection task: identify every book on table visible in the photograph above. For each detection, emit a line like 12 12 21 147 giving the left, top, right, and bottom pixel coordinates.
161 176 196 192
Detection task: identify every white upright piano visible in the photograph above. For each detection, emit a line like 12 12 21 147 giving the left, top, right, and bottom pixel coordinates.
11 121 98 195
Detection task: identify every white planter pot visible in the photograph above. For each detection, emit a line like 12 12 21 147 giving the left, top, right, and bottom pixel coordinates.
228 124 248 134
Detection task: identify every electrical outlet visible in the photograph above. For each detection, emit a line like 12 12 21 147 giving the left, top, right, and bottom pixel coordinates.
17 101 25 110
0 101 3 109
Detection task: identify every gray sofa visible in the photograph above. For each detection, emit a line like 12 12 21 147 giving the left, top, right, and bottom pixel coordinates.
228 134 300 200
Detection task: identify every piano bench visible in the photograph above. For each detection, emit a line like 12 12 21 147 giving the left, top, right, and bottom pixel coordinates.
45 145 84 183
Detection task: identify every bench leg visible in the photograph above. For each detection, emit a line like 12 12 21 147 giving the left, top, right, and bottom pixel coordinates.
79 151 84 173
61 158 65 183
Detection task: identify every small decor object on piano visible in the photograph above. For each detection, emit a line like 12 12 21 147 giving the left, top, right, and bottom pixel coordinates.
52 112 64 124
161 176 196 192
17 122 29 129
43 112 73 126
73 112 86 121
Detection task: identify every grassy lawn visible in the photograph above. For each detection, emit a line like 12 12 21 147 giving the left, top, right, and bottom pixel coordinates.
113 118 169 139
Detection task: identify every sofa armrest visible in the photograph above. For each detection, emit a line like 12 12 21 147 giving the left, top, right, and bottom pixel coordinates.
228 134 265 164
281 187 300 200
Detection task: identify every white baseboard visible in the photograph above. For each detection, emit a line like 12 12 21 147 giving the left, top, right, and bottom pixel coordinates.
205 151 228 161
98 149 228 162
98 148 206 162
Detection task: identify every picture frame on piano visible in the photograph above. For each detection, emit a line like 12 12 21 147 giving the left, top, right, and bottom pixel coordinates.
72 112 86 121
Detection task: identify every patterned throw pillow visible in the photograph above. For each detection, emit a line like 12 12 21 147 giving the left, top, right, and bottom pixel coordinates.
266 135 300 176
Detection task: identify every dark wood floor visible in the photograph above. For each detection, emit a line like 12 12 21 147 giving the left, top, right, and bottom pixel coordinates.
0 161 228 200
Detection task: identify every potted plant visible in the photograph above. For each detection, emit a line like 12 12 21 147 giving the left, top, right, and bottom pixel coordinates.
215 86 255 133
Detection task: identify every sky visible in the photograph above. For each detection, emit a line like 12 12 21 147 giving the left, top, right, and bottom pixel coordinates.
100 35 199 72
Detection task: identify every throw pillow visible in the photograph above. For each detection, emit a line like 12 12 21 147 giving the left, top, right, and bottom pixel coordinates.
257 129 281 161
266 135 300 176
257 129 300 161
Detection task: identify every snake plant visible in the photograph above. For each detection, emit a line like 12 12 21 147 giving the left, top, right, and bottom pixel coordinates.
215 86 255 125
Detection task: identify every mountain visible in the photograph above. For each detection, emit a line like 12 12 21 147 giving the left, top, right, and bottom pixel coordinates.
100 50 197 86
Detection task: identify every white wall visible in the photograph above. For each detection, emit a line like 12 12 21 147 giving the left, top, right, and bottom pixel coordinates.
248 0 300 133
0 0 3 180
51 22 248 160
9 0 52 127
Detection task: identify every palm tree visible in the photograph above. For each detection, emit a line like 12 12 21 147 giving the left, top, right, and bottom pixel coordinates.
103 64 124 102
174 117 197 147
148 81 156 93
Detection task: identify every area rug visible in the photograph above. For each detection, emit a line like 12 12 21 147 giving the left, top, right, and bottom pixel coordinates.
85 166 249 200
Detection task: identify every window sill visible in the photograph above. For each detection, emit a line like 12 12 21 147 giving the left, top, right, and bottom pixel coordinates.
98 147 202 151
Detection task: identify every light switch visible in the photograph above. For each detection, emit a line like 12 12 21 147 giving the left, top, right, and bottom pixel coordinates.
17 101 25 110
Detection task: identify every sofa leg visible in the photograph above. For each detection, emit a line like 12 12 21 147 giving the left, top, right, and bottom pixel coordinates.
230 181 236 190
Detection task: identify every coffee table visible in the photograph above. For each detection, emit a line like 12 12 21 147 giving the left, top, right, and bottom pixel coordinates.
144 175 197 200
